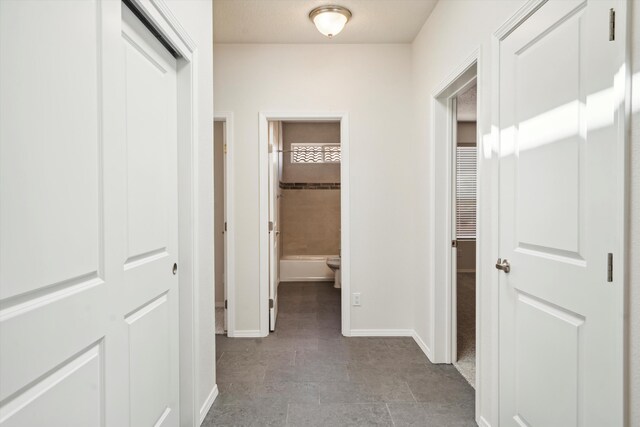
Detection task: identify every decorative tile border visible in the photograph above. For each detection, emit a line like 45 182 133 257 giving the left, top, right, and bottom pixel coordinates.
279 182 341 190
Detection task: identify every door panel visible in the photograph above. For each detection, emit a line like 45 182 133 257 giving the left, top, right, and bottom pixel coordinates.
1 344 103 427
126 294 171 427
0 0 100 300
121 6 179 426
498 1 623 425
0 1 107 424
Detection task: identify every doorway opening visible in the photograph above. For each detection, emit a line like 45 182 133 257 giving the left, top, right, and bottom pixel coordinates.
267 120 342 332
259 113 351 337
452 84 477 387
213 119 226 335
429 53 479 399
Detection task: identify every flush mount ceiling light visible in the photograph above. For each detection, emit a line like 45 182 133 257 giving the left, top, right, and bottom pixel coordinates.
309 5 352 38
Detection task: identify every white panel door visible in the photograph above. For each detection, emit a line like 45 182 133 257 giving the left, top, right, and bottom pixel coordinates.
268 122 280 331
120 6 179 427
0 1 108 425
498 1 624 425
0 2 181 426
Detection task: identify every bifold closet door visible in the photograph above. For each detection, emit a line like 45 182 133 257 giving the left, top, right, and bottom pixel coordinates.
0 2 180 426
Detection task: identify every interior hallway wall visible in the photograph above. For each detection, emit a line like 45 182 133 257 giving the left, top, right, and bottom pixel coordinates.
629 0 639 423
214 43 415 332
164 0 215 421
214 121 224 306
410 1 526 425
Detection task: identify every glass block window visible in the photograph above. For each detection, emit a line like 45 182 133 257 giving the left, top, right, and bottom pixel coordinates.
291 143 341 164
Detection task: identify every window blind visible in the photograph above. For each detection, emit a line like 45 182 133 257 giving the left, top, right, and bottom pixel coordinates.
456 145 477 239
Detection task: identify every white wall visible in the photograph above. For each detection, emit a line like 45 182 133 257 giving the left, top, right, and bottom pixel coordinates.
213 44 415 333
163 0 215 423
630 1 639 424
410 1 525 425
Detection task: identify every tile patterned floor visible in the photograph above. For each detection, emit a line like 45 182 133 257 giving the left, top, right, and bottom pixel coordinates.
203 282 476 426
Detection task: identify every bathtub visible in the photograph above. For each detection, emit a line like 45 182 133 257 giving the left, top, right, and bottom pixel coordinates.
280 255 337 282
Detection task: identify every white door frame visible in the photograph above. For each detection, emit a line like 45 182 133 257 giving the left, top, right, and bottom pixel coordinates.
123 1 201 425
258 112 351 337
430 50 481 423
431 52 479 365
214 112 236 337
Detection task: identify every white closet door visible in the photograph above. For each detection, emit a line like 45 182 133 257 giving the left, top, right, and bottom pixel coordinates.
0 1 109 425
120 6 179 427
0 2 180 426
498 0 624 425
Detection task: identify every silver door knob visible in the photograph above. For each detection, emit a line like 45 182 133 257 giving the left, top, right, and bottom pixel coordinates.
495 258 510 273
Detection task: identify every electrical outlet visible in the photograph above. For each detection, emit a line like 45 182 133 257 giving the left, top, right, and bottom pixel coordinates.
352 293 361 306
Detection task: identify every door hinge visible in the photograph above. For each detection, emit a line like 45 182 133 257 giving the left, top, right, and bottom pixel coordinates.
269 298 274 309
224 143 227 154
224 299 228 309
452 240 458 248
269 144 273 154
224 221 227 232
269 221 274 232
609 8 615 41
607 253 613 282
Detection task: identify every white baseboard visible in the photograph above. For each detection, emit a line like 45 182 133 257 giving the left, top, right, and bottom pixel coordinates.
199 385 219 425
411 330 433 361
231 330 262 338
349 329 414 337
478 416 491 427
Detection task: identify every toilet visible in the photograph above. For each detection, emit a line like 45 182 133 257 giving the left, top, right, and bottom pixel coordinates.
326 256 341 288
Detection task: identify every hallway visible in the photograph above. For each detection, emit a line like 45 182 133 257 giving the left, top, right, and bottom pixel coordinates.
204 282 475 426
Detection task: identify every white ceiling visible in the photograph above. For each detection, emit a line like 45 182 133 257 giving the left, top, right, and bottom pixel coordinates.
213 0 439 44
457 84 477 122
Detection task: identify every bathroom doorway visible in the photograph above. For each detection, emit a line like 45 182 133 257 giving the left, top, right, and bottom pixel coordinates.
259 113 351 337
451 84 477 387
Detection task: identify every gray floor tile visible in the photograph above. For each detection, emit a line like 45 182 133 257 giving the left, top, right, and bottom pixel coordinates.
208 282 475 426
264 362 349 383
318 380 415 404
202 401 288 427
406 372 474 404
287 403 393 427
216 381 320 405
387 402 476 426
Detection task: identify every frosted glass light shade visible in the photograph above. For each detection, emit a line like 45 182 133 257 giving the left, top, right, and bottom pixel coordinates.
309 6 352 38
